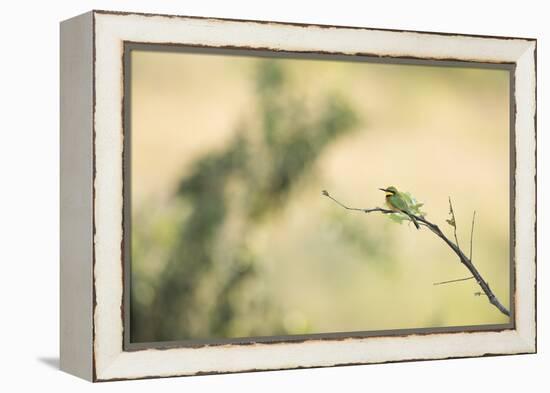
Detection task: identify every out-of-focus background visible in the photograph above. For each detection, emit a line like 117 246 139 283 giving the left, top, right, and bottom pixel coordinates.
129 48 510 343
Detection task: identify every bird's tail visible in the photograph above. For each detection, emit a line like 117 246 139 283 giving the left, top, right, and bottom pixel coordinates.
403 211 420 229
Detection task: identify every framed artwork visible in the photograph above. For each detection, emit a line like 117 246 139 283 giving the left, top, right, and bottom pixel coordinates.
60 10 537 381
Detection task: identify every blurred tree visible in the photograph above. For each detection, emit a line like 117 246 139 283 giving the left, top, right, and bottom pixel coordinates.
131 60 359 342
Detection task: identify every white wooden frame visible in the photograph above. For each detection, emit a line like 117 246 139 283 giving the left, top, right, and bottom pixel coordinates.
60 10 536 382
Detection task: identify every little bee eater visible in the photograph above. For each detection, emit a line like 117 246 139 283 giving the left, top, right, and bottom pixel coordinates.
379 186 420 229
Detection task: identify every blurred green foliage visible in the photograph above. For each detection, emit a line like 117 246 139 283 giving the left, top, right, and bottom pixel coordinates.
131 60 359 342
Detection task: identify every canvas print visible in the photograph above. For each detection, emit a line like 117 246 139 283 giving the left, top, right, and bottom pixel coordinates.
127 47 511 344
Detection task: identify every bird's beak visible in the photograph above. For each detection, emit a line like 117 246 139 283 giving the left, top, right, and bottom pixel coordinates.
379 188 389 192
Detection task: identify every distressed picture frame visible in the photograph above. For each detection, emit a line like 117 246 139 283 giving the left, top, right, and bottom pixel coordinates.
60 10 536 381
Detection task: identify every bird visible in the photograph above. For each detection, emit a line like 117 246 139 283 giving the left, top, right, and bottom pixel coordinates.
379 186 420 229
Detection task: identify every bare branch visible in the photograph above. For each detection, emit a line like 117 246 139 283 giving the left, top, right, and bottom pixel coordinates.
321 190 394 215
448 197 461 251
433 276 474 286
469 210 476 262
322 190 510 317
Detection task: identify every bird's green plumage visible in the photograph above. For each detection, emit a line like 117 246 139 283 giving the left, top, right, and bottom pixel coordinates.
387 193 409 211
380 186 421 229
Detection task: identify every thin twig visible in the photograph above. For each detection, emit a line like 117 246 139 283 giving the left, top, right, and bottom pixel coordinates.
321 190 393 214
322 190 510 317
469 210 476 262
433 276 474 286
448 197 460 251
434 197 474 285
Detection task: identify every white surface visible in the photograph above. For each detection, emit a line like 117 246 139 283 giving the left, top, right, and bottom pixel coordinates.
0 0 546 391
92 11 534 380
60 11 93 380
